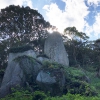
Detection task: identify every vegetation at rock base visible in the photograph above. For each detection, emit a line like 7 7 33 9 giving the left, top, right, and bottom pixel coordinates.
1 89 100 100
64 67 97 96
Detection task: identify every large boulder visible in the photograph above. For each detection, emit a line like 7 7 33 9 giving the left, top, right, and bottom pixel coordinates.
36 68 65 96
0 61 24 98
44 31 69 67
0 55 42 98
8 50 36 65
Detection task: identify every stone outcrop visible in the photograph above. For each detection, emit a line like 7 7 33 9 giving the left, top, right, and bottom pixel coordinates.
44 31 69 67
8 50 36 65
0 61 24 98
0 55 42 98
0 32 70 98
36 68 65 95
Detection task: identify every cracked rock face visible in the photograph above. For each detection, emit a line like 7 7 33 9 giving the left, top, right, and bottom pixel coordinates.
44 31 69 67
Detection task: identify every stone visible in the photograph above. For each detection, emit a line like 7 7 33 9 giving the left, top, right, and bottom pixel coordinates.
36 68 65 95
8 50 36 65
37 57 50 63
0 61 24 98
36 70 56 84
0 56 42 98
44 31 69 67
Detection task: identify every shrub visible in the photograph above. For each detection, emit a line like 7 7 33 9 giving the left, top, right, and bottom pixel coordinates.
32 91 47 100
63 67 97 96
42 61 64 69
1 89 32 100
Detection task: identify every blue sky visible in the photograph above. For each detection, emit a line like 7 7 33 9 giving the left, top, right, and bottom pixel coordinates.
0 0 100 40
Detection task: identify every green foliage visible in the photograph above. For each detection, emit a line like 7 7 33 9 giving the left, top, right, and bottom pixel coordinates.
0 40 9 69
0 5 50 35
64 67 86 81
42 62 97 96
0 5 52 68
63 67 97 96
65 80 97 96
86 71 100 94
64 26 89 40
1 90 100 100
1 5 100 100
1 89 32 100
42 61 64 69
46 93 100 100
66 67 85 78
32 91 47 100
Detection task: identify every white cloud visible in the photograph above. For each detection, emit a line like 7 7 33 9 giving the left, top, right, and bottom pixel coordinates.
93 13 100 36
87 0 100 5
84 13 100 39
1 0 100 40
85 0 100 39
0 0 33 10
43 0 100 40
84 23 93 36
23 0 33 8
43 0 89 33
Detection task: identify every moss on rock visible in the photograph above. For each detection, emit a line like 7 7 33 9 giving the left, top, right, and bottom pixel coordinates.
9 45 33 53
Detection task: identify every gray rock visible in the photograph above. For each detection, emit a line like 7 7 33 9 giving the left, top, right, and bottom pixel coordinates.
0 56 42 98
0 78 2 87
36 68 65 95
36 70 56 83
1 61 24 86
8 50 36 65
0 61 25 98
0 83 13 98
37 57 50 63
44 31 69 67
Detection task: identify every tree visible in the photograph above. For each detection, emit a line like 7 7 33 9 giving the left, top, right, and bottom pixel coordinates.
63 26 89 66
64 26 89 41
91 39 100 77
0 5 52 49
0 5 52 68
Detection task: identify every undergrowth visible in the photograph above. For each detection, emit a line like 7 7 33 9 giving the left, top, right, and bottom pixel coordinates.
1 90 100 100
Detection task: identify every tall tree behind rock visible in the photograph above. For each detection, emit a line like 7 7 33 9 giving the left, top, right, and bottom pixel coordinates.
0 5 52 68
63 26 89 65
0 5 51 49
